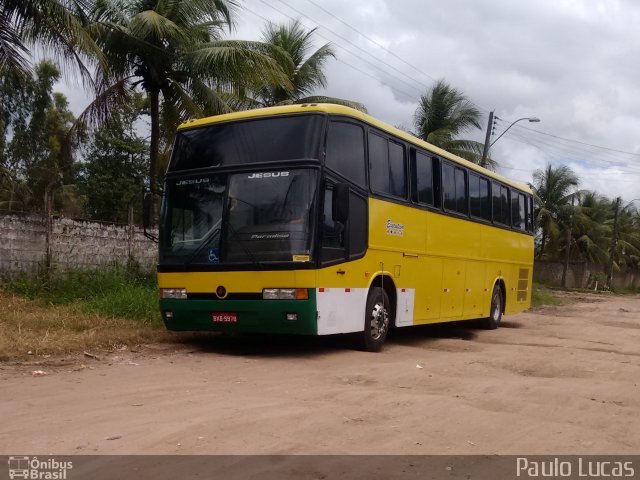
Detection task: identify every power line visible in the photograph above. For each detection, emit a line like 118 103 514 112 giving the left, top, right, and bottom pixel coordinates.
252 0 421 100
299 0 497 118
515 123 640 158
504 127 640 170
504 132 640 175
269 0 426 94
302 0 437 83
494 117 640 159
506 129 637 164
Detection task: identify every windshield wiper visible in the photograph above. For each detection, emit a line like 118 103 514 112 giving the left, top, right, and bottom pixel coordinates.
224 220 264 270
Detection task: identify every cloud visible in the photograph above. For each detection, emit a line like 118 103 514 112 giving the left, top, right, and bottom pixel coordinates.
55 0 640 202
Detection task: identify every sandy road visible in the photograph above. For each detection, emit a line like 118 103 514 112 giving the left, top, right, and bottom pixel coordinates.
1 293 639 455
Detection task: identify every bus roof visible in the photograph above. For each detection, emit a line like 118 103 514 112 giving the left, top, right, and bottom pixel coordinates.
178 103 532 193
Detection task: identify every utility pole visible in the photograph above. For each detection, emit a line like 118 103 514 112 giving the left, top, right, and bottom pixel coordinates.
606 197 621 290
480 110 494 168
561 195 575 288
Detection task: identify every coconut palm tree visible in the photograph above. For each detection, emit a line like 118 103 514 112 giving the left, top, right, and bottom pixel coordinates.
608 200 640 270
531 164 579 259
571 191 611 264
255 19 366 112
413 79 490 166
0 0 101 81
78 0 290 194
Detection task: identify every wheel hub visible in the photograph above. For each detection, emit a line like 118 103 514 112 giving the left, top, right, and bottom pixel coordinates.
370 303 389 340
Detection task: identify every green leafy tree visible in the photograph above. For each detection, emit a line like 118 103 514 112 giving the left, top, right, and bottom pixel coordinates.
531 164 579 259
256 20 366 111
79 96 147 223
79 0 290 197
414 79 490 166
0 61 77 212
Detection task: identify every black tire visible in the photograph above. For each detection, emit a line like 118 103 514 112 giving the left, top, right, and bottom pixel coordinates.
357 287 391 352
482 284 503 329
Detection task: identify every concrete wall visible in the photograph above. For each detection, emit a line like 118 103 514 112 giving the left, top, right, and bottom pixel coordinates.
534 260 639 290
0 210 157 275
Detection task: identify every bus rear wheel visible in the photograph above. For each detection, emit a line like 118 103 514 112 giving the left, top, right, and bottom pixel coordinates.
482 284 503 329
357 287 391 352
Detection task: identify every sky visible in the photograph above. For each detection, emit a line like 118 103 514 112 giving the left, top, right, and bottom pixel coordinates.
55 0 640 203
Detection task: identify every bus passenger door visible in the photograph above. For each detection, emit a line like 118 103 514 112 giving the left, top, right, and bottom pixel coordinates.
440 259 465 318
463 261 485 317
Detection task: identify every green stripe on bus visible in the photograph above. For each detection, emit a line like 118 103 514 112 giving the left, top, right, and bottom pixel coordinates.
159 290 317 335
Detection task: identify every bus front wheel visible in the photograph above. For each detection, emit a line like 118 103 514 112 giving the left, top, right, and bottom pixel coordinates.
358 287 391 352
483 284 503 329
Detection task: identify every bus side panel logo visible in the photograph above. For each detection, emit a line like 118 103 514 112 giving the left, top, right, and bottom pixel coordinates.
386 219 404 236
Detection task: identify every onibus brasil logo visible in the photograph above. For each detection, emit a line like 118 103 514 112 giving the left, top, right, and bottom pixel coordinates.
8 456 73 479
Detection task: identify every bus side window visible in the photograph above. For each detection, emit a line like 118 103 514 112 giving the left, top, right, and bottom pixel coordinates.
389 141 407 198
493 183 511 226
470 173 491 221
470 172 480 217
527 196 535 232
321 184 345 263
443 162 467 215
320 182 368 264
411 149 434 205
349 191 368 258
492 181 504 225
369 132 407 199
326 121 366 188
369 132 390 194
442 163 456 211
512 192 526 231
501 186 511 226
480 177 490 220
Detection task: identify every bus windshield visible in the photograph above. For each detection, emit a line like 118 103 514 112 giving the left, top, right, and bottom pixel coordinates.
160 169 318 266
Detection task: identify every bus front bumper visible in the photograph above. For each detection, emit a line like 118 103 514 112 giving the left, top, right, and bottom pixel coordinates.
160 292 317 335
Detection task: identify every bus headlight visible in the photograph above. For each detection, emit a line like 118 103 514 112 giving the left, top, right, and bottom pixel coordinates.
279 288 296 299
161 288 188 299
262 288 309 300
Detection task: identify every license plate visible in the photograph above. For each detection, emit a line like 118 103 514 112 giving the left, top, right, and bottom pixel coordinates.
212 312 238 323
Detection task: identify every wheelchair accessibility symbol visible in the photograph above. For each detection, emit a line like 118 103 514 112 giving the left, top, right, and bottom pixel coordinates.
208 248 220 264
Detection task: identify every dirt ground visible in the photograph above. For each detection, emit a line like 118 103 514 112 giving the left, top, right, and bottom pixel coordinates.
1 292 639 455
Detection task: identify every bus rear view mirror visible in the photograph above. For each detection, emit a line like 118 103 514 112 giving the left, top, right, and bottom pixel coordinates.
142 191 153 229
333 183 350 223
142 189 161 242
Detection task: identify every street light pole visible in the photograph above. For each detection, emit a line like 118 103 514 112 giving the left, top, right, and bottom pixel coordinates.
480 111 494 168
480 116 540 167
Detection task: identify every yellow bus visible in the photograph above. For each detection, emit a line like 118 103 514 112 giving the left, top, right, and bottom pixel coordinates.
156 104 534 351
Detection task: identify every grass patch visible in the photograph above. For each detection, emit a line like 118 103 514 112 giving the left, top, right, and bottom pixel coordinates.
6 266 161 325
0 266 167 360
532 282 565 307
612 286 640 295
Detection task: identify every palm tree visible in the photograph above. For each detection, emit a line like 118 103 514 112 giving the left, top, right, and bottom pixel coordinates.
255 19 366 112
571 191 611 264
0 0 101 81
413 79 489 166
530 164 579 259
79 0 290 194
608 200 640 270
